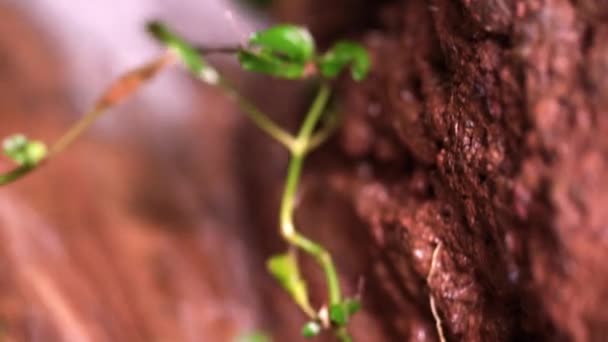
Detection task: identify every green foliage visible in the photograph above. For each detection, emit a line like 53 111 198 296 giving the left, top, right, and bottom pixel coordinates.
267 253 313 315
319 41 370 81
301 321 322 338
3 134 47 167
236 25 370 83
249 25 315 63
238 50 308 79
329 298 361 326
238 25 315 79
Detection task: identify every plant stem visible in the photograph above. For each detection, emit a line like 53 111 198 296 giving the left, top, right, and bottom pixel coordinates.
279 83 342 306
0 54 173 186
49 107 103 157
296 83 332 143
0 165 34 185
52 53 174 156
306 108 341 152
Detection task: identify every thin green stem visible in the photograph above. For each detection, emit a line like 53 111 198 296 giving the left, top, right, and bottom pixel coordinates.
296 83 332 148
49 108 103 156
307 108 341 152
279 82 342 306
0 165 34 185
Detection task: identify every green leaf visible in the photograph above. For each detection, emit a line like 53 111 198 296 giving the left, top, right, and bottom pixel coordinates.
329 304 348 326
3 134 47 166
235 331 272 342
301 321 321 338
238 50 305 79
238 25 315 79
319 41 370 81
147 21 219 84
329 299 361 326
249 25 315 63
267 253 312 314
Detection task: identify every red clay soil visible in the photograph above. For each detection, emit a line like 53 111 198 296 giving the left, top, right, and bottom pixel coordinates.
1 1 608 342
240 0 608 341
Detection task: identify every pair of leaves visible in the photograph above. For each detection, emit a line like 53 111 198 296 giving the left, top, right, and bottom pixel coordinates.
238 25 370 81
3 134 47 167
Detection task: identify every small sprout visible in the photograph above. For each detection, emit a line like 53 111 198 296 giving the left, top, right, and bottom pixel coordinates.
267 253 313 316
238 25 315 79
235 331 272 342
301 321 322 339
319 41 370 81
3 134 47 167
329 298 361 326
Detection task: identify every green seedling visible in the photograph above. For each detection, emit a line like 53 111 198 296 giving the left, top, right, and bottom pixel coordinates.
319 41 370 81
0 21 371 341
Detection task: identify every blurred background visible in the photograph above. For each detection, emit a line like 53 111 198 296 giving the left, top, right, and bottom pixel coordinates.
0 0 279 341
